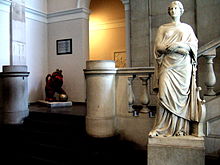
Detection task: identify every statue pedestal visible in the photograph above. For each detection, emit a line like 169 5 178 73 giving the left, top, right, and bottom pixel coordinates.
38 100 72 108
147 136 205 165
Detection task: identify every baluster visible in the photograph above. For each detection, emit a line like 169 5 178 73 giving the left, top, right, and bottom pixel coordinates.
128 75 136 112
139 75 150 113
204 49 216 96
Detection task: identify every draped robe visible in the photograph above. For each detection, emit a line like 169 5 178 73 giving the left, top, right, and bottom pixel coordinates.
151 22 198 136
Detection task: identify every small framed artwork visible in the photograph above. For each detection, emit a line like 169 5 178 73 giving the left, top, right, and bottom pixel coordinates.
56 38 72 55
114 51 126 68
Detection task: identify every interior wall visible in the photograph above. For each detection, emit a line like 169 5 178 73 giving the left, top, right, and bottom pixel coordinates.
48 19 88 102
130 0 220 96
197 0 220 94
25 0 47 13
130 0 196 67
26 18 48 102
0 0 48 103
197 0 220 46
25 0 48 102
89 0 125 61
47 0 78 13
0 1 10 72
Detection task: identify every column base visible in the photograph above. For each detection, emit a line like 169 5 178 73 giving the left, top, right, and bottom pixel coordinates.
0 110 29 124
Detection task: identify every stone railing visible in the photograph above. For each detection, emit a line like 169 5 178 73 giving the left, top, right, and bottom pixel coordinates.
116 67 154 116
198 37 220 96
84 60 154 138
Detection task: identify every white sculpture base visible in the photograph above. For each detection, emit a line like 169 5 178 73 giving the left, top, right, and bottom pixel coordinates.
147 136 205 165
38 100 72 108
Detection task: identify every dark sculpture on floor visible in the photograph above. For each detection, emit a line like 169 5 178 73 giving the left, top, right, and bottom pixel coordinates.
45 69 68 102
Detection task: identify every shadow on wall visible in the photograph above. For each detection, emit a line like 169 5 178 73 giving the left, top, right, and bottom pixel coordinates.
29 79 44 103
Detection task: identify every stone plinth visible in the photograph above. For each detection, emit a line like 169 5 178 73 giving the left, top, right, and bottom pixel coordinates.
148 136 205 165
38 100 72 108
0 65 29 124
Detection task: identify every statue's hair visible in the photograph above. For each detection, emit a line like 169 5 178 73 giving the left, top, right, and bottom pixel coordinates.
168 1 184 16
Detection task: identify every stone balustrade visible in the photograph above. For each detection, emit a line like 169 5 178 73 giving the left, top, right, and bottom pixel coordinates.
198 37 220 96
116 67 154 115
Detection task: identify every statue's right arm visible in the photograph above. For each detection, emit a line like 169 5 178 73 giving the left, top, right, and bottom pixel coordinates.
154 27 167 56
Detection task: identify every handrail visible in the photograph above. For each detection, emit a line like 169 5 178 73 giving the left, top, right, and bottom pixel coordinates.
198 36 220 57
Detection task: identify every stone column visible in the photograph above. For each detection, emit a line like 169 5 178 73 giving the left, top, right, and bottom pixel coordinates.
0 66 29 124
84 60 116 137
121 0 131 67
0 0 29 124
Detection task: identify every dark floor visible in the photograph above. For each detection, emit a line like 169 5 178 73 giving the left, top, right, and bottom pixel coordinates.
0 102 146 165
0 102 219 165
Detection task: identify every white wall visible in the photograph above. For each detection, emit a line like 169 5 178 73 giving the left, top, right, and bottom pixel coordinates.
0 0 89 103
46 0 89 103
48 16 88 102
26 19 48 102
25 0 48 102
0 1 10 72
0 0 48 103
27 0 89 103
25 0 47 13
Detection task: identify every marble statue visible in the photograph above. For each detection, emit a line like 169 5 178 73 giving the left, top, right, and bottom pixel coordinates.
149 1 205 137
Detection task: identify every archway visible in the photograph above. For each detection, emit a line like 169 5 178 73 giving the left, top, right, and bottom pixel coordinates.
89 0 126 68
77 0 130 67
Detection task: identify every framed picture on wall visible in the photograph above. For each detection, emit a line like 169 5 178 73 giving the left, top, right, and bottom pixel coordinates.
114 51 126 68
56 39 72 55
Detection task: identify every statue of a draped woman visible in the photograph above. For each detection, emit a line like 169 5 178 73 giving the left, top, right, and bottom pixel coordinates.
149 1 200 137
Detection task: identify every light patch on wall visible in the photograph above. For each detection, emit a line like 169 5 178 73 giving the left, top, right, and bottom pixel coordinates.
89 18 124 31
89 0 125 61
89 17 125 61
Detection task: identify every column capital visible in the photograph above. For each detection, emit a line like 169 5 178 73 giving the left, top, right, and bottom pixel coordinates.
121 0 130 10
121 0 130 4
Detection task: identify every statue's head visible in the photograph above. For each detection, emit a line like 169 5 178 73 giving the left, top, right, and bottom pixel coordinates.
168 1 184 17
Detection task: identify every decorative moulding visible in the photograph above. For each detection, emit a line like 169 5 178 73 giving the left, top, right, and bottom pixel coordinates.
0 0 89 24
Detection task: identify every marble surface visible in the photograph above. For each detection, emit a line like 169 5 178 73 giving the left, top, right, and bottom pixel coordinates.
148 136 205 148
29 102 86 116
38 100 73 108
148 136 205 165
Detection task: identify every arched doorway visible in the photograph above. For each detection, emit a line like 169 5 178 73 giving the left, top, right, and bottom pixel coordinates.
89 0 126 68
